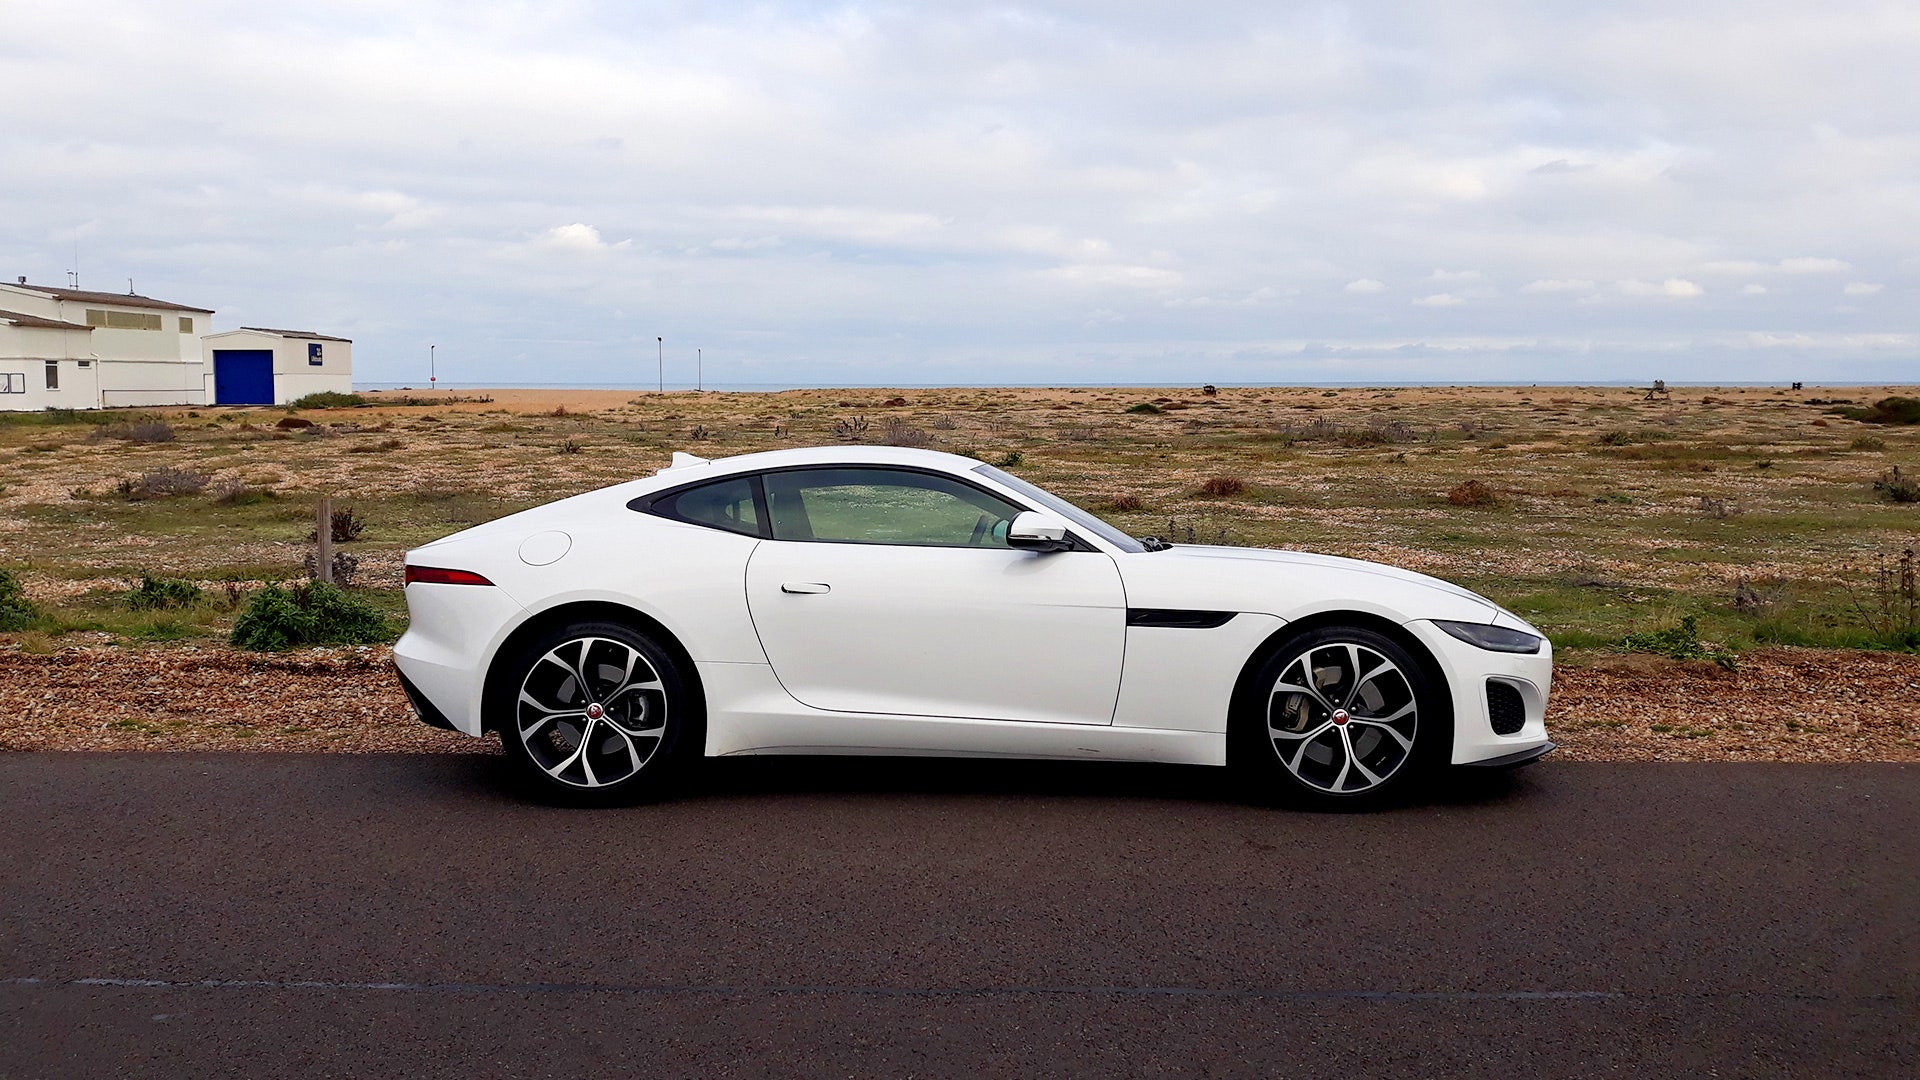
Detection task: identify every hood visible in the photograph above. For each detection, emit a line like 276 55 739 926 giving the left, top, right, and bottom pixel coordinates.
1147 544 1500 617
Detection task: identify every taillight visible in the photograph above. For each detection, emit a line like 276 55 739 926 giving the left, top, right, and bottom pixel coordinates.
405 565 494 586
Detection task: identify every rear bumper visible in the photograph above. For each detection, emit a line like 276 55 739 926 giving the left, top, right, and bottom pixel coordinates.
1405 619 1556 766
392 580 529 737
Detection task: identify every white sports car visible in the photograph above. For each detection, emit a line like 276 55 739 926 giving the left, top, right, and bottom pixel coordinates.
395 446 1554 805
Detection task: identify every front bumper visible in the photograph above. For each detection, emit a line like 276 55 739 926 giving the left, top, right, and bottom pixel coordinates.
1405 619 1556 766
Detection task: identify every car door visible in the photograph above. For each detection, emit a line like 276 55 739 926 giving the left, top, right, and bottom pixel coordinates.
743 467 1126 725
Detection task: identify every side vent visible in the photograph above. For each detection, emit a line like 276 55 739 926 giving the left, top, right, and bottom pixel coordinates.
1487 680 1527 736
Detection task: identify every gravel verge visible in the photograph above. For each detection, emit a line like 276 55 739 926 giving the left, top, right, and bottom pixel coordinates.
2 642 1916 760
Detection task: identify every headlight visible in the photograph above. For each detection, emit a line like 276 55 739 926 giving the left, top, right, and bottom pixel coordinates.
1433 619 1545 654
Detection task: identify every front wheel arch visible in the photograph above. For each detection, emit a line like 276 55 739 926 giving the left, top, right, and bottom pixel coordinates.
1226 610 1453 771
481 601 706 755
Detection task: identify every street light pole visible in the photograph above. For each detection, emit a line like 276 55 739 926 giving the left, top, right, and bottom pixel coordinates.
697 348 702 392
430 344 436 391
657 337 663 393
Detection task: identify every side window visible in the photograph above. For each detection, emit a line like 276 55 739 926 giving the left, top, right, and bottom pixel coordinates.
652 476 762 537
763 468 1023 547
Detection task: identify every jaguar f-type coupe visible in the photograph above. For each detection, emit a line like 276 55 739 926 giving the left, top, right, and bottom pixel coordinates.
394 446 1553 805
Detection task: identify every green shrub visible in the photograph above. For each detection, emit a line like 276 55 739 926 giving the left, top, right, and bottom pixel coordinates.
1620 615 1736 669
1874 466 1919 504
1125 402 1163 414
229 582 391 651
994 450 1024 468
0 568 36 631
1829 396 1920 425
126 575 204 611
288 391 367 409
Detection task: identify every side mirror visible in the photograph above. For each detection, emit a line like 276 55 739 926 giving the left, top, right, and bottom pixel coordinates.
1006 510 1074 552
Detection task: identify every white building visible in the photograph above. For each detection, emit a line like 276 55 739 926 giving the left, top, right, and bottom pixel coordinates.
0 279 213 409
1 277 355 410
202 328 354 405
0 307 99 410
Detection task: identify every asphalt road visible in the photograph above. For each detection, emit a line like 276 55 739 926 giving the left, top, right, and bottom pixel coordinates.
2 754 1915 1078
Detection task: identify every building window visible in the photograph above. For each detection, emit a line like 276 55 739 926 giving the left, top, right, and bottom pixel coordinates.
85 309 163 330
77 359 91 367
45 361 59 390
179 317 194 334
0 372 25 393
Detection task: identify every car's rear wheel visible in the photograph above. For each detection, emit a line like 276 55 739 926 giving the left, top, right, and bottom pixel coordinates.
493 621 691 804
1233 625 1447 808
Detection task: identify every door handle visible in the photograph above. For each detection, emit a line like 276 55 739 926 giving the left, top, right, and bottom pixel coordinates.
781 582 831 594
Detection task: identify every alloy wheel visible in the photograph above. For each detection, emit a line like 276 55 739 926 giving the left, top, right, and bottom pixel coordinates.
1267 641 1418 795
515 636 669 788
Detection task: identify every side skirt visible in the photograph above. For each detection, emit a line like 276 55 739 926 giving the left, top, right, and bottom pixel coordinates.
698 661 1226 766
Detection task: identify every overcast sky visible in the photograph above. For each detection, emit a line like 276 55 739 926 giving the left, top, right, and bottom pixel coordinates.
2 1 1915 386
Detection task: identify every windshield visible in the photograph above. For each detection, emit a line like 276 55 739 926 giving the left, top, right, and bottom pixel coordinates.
972 464 1146 554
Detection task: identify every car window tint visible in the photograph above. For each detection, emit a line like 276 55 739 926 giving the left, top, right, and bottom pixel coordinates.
764 468 1022 547
657 476 761 536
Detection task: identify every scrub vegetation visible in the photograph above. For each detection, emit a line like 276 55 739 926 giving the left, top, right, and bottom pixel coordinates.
0 382 1915 661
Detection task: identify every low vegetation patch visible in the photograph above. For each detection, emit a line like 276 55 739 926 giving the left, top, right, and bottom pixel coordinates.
1198 476 1247 497
229 582 391 651
126 575 203 611
211 478 275 506
1620 615 1737 669
1447 479 1498 507
1125 402 1164 414
1830 396 1920 425
117 466 210 500
308 505 368 543
89 420 175 444
1874 466 1919 504
287 391 367 409
0 568 36 631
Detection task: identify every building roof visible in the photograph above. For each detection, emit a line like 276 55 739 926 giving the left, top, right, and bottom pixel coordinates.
0 308 92 331
5 282 213 313
238 326 353 342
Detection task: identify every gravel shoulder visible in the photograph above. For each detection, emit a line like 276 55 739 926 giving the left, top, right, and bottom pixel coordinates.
3 641 1915 760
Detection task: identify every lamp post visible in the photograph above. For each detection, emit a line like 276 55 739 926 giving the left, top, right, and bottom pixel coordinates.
657 337 663 393
697 348 702 392
429 344 436 391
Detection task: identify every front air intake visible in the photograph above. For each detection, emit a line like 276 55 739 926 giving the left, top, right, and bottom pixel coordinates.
1487 681 1527 736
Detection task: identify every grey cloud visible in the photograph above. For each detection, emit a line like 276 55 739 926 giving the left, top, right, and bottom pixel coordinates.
1 0 1914 385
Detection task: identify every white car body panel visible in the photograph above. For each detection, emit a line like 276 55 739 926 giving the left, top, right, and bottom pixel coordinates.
697 660 1219 763
746 541 1125 724
393 444 1555 768
1111 613 1285 736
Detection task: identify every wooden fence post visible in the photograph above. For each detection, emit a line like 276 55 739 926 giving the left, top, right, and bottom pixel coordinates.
316 496 333 584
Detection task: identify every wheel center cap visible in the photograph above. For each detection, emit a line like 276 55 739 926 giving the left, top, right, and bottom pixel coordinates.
585 703 604 720
1331 709 1350 726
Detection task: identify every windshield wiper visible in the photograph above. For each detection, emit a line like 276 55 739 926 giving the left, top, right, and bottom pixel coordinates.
1138 535 1173 552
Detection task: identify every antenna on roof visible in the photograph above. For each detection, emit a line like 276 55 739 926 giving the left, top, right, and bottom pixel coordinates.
129 278 135 294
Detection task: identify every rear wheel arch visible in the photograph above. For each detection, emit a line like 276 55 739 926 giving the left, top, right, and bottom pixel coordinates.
481 601 706 750
1227 610 1453 764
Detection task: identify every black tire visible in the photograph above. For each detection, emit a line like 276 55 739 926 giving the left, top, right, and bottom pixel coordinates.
1231 625 1449 809
490 620 694 805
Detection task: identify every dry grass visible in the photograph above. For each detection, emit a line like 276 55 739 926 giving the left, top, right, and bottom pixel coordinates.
2 380 1916 670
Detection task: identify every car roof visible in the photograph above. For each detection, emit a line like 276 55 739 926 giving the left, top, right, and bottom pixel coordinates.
654 445 987 480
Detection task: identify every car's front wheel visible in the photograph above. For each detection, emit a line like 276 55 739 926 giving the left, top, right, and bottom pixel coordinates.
492 621 692 804
1233 625 1447 808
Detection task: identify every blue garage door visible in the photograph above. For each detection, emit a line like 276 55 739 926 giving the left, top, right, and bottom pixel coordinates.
213 350 274 405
